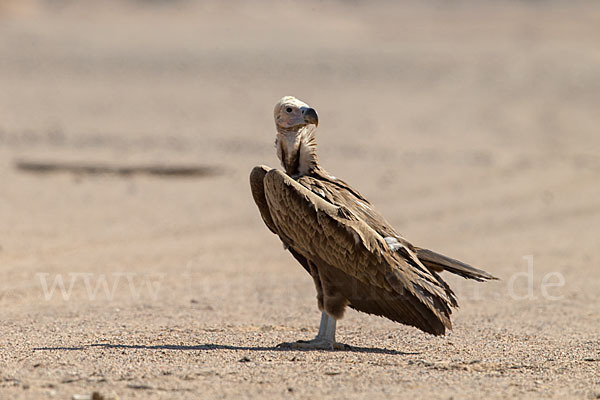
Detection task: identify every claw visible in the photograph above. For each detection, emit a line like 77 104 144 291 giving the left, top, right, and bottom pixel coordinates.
277 339 350 351
276 311 349 350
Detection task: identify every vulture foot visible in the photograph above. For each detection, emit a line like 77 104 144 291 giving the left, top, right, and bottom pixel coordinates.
276 338 350 351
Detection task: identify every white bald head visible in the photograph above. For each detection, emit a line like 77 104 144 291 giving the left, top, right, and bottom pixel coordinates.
273 96 320 176
274 96 319 131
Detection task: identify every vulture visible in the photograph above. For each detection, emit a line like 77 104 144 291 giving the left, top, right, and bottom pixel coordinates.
250 96 497 350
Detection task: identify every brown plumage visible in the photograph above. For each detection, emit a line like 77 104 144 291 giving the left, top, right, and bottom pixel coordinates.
250 96 497 349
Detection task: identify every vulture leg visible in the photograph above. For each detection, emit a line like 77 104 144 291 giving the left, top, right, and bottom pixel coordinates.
307 260 324 311
277 311 349 350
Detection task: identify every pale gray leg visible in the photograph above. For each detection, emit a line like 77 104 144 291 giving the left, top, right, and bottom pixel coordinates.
277 311 348 350
316 310 330 338
316 310 337 341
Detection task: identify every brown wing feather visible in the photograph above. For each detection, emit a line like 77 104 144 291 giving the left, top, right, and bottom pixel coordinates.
251 165 314 276
250 165 278 234
316 262 448 334
263 168 455 335
299 167 495 283
298 168 397 238
415 247 498 281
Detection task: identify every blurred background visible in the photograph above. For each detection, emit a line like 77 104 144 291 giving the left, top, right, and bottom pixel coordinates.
1 0 599 397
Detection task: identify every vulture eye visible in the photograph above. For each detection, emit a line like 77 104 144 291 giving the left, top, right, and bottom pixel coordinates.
286 107 293 113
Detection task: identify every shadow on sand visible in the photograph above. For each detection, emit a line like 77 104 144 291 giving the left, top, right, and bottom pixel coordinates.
34 343 418 355
15 160 221 178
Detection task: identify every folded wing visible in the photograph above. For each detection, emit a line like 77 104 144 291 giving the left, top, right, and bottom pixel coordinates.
261 168 457 335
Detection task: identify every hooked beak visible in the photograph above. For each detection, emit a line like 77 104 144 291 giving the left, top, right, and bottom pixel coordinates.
302 107 319 127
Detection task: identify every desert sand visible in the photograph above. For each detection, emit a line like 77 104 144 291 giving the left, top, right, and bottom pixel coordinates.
1 1 599 399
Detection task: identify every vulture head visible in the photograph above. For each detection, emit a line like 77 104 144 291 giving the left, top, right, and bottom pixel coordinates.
274 96 319 129
273 96 319 177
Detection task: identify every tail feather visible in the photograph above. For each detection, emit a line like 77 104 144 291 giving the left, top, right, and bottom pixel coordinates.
415 247 498 282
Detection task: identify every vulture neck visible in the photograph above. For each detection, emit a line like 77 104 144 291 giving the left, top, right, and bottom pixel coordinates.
276 125 319 177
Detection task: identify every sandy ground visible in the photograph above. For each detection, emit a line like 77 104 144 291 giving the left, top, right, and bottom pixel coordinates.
1 1 599 398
